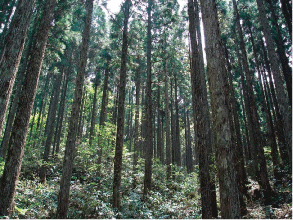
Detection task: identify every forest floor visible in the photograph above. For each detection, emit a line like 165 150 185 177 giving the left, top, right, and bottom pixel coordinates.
1 143 292 219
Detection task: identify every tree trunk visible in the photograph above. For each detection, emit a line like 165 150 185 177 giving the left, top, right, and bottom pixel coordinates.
156 85 163 162
39 70 63 183
266 0 292 106
188 0 215 217
164 65 171 181
0 0 56 215
53 60 71 155
279 0 292 38
256 0 292 168
185 108 193 174
56 0 93 217
89 69 100 146
199 0 241 218
112 0 131 209
143 0 153 197
174 76 181 166
0 0 36 136
233 0 272 203
133 55 141 188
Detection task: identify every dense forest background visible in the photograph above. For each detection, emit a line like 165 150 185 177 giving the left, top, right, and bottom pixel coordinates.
0 0 292 218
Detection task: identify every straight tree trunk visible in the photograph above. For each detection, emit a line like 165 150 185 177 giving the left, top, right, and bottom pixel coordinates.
53 60 71 154
194 1 218 216
112 0 131 209
279 0 292 38
156 85 163 162
174 76 181 166
56 0 93 217
89 69 100 146
143 0 153 196
164 66 171 181
133 55 141 188
233 0 272 202
185 108 193 173
188 0 214 217
256 0 292 168
39 70 63 183
266 0 292 106
0 0 36 136
199 0 241 218
0 0 56 215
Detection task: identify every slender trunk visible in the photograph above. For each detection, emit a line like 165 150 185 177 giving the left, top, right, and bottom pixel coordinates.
89 70 99 146
40 70 63 183
233 0 272 202
199 0 241 217
143 0 153 196
266 0 292 106
256 0 292 168
56 0 93 217
112 0 131 209
133 56 140 188
185 108 193 173
0 66 26 158
0 0 56 215
279 0 292 38
174 76 181 166
53 65 70 154
165 67 171 181
0 0 36 135
188 0 216 218
157 85 163 162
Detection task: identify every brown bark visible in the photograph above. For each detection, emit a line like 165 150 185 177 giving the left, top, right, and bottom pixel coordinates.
56 0 93 217
185 108 193 174
0 0 36 136
39 70 63 183
256 0 292 167
174 76 181 166
133 55 141 188
0 0 56 215
199 0 241 218
156 85 163 162
266 0 292 106
112 0 131 209
89 69 100 146
188 0 215 218
164 67 171 181
53 59 71 154
143 0 153 196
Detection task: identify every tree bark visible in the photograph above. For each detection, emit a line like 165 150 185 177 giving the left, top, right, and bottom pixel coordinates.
133 55 141 188
0 0 56 215
56 0 93 217
143 0 153 196
39 70 63 183
89 69 100 146
0 0 36 136
266 0 292 106
199 0 241 218
256 0 292 168
112 0 131 209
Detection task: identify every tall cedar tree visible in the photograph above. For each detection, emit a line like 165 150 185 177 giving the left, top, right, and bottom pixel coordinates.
187 0 214 218
143 0 153 196
0 0 36 136
56 0 94 217
199 0 241 218
112 0 131 209
232 0 272 204
0 0 56 215
40 71 63 183
256 0 292 167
